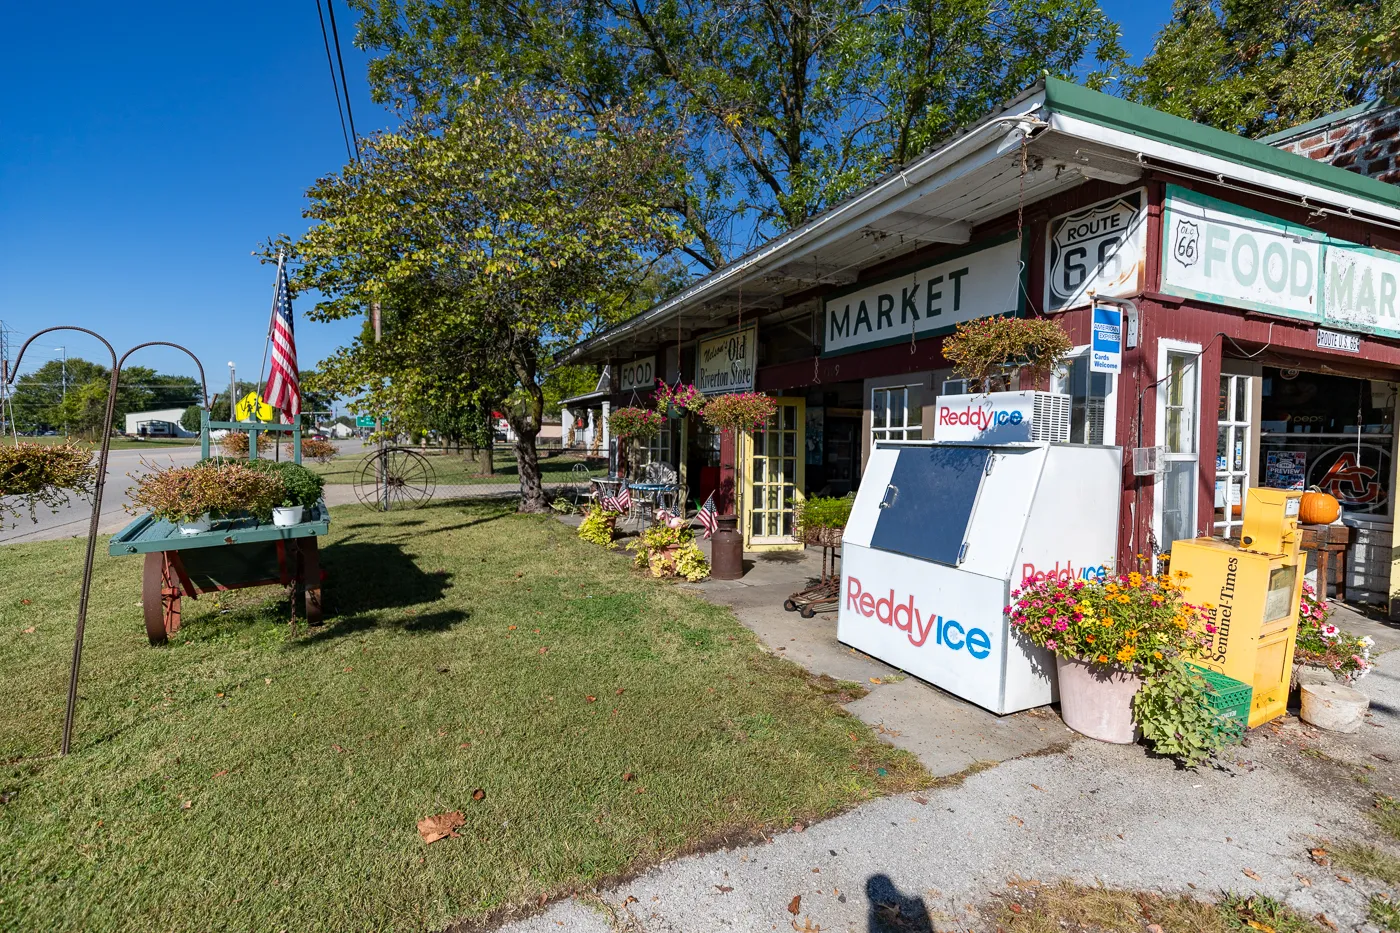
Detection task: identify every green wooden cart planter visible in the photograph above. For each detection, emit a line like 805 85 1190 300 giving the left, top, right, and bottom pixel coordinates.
109 413 330 645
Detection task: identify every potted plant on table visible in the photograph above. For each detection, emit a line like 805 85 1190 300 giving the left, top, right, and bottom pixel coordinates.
128 460 284 534
0 442 99 526
1009 568 1236 766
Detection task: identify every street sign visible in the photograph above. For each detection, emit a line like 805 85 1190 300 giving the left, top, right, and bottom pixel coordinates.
355 415 376 428
235 391 275 421
1090 302 1122 374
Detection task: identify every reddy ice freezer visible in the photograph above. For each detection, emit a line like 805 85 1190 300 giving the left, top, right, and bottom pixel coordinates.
837 441 1122 714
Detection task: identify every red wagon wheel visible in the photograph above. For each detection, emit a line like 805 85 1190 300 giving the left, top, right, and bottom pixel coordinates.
142 553 183 646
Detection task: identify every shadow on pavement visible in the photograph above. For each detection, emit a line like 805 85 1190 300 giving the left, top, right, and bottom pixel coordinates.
866 873 934 932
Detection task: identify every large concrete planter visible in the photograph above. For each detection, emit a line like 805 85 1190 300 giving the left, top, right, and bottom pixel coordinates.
1056 656 1143 744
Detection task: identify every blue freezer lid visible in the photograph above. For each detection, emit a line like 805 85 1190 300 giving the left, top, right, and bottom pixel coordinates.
869 445 991 565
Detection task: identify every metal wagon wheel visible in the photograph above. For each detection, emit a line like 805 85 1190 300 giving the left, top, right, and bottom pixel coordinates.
353 446 436 511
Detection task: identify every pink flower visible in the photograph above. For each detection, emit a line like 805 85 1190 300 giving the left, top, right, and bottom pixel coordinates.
1205 623 1217 633
1054 620 1068 632
1046 639 1058 650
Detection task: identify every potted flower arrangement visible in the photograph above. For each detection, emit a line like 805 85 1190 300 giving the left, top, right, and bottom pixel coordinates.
200 457 326 527
941 316 1073 391
1009 568 1236 765
1294 580 1373 682
293 438 338 464
128 460 284 534
700 391 778 435
577 504 621 549
627 523 710 581
608 406 663 477
0 442 98 526
793 495 852 549
653 381 705 418
220 430 274 457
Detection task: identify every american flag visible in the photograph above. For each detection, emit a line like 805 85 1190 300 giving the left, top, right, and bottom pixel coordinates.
696 493 718 538
263 255 300 421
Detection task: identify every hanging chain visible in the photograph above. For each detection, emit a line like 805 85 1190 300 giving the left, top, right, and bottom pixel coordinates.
909 238 919 355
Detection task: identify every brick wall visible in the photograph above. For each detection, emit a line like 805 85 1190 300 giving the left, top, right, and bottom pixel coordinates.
1270 104 1400 184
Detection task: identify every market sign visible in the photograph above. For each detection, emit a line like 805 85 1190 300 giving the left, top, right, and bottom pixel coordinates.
696 325 756 394
618 355 655 392
822 236 1021 355
1045 189 1146 311
1160 185 1400 339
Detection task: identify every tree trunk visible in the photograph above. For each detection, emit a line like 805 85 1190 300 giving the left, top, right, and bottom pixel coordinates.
478 445 494 475
513 432 546 511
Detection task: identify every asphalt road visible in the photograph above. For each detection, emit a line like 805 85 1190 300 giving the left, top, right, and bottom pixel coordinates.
0 444 204 545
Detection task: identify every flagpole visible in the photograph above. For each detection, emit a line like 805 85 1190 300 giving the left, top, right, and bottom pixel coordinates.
255 251 284 422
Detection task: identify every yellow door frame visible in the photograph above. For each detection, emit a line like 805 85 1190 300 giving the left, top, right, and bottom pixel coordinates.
742 397 806 551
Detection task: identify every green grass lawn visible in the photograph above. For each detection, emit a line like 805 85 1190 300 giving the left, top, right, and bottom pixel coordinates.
1 503 923 933
308 447 602 486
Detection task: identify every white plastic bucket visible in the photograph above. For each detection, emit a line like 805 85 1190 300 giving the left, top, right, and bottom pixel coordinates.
178 514 212 535
272 506 304 528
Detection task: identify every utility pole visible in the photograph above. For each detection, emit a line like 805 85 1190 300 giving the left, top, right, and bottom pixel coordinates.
54 346 67 436
227 361 236 423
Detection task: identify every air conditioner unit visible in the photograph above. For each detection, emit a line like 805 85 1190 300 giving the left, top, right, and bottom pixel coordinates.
1132 445 1167 477
1030 392 1072 443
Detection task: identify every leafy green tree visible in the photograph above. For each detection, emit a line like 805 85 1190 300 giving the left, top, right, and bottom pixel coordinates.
11 358 108 430
1130 0 1400 137
288 80 681 510
350 0 1125 267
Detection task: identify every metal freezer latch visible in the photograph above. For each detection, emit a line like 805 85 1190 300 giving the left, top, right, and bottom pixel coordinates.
879 484 899 509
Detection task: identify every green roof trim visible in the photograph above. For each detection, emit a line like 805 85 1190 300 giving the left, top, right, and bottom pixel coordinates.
1042 78 1400 212
1257 99 1387 145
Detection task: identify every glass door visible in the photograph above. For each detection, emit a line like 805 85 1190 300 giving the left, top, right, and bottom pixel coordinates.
1214 374 1253 538
743 398 805 550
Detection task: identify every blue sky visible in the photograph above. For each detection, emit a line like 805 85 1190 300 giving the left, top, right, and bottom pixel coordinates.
0 1 1173 408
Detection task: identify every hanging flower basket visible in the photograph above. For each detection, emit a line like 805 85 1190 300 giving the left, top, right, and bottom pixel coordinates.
942 316 1073 391
700 392 778 434
0 442 99 525
653 382 706 418
608 406 663 443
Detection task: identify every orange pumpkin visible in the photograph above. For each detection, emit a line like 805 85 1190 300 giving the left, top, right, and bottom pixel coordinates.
1299 487 1340 525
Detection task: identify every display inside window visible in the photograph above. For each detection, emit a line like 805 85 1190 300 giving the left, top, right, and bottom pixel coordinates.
1055 355 1110 445
872 386 923 443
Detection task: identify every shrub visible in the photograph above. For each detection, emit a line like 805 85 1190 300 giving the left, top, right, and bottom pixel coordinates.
0 442 98 524
627 523 710 581
577 506 620 548
941 316 1073 391
700 392 778 434
129 461 284 524
296 438 338 463
220 431 274 456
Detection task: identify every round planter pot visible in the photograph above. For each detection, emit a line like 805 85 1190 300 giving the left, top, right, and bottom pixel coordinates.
710 515 744 580
272 505 304 528
1055 655 1143 744
178 514 212 536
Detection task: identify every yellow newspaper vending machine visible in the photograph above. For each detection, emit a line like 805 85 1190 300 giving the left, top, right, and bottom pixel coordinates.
1169 489 1305 727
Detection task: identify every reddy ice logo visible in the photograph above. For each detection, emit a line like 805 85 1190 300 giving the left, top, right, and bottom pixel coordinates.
1021 561 1109 584
938 403 1023 432
845 576 991 658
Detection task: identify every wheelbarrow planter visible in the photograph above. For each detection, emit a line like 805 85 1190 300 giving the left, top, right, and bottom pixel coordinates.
109 503 330 645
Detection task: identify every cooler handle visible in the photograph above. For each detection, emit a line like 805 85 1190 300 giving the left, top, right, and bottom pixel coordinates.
879 484 899 509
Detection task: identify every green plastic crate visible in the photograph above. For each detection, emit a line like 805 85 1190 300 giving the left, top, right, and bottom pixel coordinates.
1187 663 1252 742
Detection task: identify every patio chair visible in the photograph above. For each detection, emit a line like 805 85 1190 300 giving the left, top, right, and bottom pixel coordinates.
642 461 683 515
570 462 596 506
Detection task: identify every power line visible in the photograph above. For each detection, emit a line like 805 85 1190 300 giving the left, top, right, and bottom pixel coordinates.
315 0 355 164
324 0 361 162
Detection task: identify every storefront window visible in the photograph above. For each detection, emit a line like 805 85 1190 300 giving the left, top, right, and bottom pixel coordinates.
1053 354 1111 444
1258 368 1396 519
634 422 674 475
1158 348 1200 550
872 386 922 443
1214 374 1253 538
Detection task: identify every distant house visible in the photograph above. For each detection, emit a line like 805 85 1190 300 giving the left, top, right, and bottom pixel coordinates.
124 408 196 438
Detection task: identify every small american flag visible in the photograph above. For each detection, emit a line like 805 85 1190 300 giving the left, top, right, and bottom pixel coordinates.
263 255 300 421
614 485 632 513
696 493 718 538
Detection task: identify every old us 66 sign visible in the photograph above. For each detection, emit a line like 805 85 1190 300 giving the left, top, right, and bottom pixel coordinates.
1045 190 1146 312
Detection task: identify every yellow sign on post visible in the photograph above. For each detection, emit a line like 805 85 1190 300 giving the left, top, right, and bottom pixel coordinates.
235 391 275 422
1170 488 1305 728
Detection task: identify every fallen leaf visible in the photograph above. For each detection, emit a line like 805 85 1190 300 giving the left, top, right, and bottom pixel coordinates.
1335 874 1352 884
1147 925 1164 933
331 744 347 754
21 599 31 605
342 666 353 673
264 678 272 685
1242 868 1261 881
623 895 638 905
586 695 597 703
793 822 805 833
869 677 882 684
1008 815 1024 827
1309 847 1331 866
622 772 634 782
616 688 625 695
21 627 35 635
1030 784 1045 792
212 770 228 778
1245 921 1273 932
912 795 928 806
471 788 486 802
180 800 192 810
459 742 470 749
811 867 820 873
417 811 465 844
508 625 517 630
538 647 549 655
787 895 802 916
715 885 733 894
1295 874 1312 887
1009 904 1023 914
1314 913 1338 932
